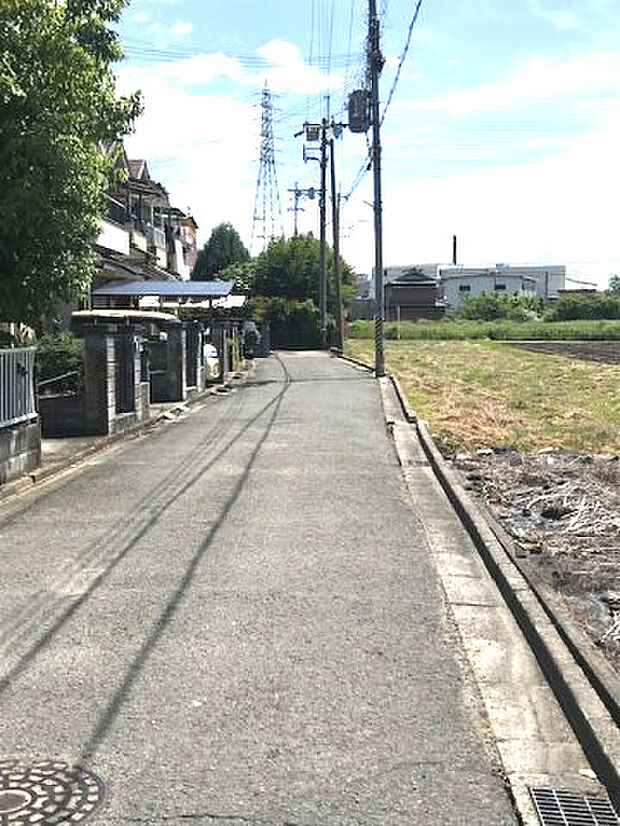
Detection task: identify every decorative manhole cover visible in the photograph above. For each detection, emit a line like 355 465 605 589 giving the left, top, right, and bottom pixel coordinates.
0 760 103 824
531 787 619 826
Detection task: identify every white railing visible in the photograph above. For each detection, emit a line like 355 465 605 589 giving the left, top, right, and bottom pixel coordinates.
0 348 37 429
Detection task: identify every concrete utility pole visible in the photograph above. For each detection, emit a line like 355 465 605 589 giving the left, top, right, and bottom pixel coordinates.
330 138 343 352
287 183 317 236
288 182 303 236
319 118 328 348
296 117 345 349
369 0 385 377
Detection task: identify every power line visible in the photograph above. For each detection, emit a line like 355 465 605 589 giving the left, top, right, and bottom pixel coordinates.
343 142 372 201
342 0 425 202
340 0 358 117
380 0 424 126
122 40 351 70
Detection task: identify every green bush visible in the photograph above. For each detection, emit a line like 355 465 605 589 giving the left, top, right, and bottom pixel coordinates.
347 319 620 341
35 334 84 393
544 292 620 321
456 292 544 321
247 296 320 348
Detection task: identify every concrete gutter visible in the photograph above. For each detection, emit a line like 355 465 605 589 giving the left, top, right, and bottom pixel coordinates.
381 368 620 809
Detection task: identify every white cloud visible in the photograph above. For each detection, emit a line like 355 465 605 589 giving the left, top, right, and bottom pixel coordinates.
116 64 258 246
527 0 581 30
253 40 342 94
114 36 344 253
351 114 620 289
171 20 193 37
153 53 247 86
401 52 620 118
122 39 339 96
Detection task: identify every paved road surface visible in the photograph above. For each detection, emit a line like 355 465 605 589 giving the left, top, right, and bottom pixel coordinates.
0 352 517 824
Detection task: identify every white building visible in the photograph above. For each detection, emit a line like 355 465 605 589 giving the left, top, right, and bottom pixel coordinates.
439 263 566 310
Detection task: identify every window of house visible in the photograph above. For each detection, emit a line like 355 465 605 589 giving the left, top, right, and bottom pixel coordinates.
459 284 471 293
494 283 506 291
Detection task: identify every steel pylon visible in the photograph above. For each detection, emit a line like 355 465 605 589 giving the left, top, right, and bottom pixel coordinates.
250 82 284 253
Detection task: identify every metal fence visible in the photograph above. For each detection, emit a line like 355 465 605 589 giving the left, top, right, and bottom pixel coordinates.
0 347 37 429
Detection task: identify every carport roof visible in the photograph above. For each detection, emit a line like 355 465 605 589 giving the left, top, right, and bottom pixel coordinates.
92 279 234 298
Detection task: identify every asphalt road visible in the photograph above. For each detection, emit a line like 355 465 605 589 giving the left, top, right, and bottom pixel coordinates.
0 352 517 825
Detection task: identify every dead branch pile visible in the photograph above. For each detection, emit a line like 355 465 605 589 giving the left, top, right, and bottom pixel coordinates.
453 450 620 670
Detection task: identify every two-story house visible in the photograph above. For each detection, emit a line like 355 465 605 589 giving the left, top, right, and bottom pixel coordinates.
94 149 198 295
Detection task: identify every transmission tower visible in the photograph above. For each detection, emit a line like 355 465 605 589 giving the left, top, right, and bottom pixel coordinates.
250 82 284 253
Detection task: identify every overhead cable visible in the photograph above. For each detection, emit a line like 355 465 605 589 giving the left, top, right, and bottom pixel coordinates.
380 0 424 126
343 0 424 200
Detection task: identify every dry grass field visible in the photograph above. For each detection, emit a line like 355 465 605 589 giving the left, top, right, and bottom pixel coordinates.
346 340 620 454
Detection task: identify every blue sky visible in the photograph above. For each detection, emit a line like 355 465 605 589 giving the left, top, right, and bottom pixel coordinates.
116 0 620 287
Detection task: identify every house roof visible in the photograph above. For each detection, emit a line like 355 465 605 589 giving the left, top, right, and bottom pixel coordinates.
441 271 537 283
387 278 437 287
72 309 182 326
128 159 149 180
92 280 234 299
126 178 169 201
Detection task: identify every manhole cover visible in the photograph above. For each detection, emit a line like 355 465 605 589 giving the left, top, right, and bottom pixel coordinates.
0 760 103 824
531 787 619 826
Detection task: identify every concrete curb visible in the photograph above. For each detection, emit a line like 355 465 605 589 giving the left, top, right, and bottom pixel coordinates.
332 351 374 372
390 374 417 424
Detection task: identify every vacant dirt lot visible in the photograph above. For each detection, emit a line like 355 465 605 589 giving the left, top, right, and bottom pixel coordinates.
453 449 620 671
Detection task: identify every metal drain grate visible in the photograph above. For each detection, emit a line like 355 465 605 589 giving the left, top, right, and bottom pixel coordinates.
0 760 103 824
531 788 619 826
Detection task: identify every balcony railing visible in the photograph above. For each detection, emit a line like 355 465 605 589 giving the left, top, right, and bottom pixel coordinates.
0 348 37 429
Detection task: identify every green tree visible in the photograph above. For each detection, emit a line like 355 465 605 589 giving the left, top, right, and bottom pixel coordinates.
607 274 620 295
251 232 356 308
248 233 356 347
218 260 257 293
0 0 142 328
192 222 249 280
252 234 320 301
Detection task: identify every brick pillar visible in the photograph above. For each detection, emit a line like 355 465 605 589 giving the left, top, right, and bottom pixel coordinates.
185 323 202 389
83 325 116 435
166 323 186 401
197 327 206 390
